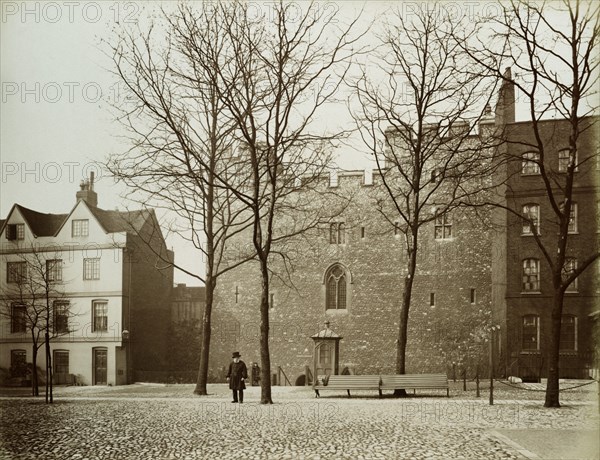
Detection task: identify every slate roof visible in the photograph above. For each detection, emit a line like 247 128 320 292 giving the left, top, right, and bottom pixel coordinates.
13 205 68 237
87 206 151 234
2 203 153 238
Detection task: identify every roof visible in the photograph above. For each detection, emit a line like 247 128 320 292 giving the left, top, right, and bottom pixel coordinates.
311 324 342 339
2 203 154 238
87 206 151 234
13 205 68 236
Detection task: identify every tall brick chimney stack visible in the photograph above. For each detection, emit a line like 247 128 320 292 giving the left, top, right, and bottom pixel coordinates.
76 172 98 207
495 67 516 126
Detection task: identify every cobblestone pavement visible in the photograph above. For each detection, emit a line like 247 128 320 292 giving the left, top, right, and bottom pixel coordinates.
0 384 597 460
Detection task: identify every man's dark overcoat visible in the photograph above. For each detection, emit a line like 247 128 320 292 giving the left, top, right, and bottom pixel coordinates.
227 360 248 390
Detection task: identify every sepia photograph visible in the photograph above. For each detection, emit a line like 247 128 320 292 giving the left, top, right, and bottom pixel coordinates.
1 1 598 459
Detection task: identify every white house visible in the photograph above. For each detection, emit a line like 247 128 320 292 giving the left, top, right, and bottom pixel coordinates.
0 175 173 385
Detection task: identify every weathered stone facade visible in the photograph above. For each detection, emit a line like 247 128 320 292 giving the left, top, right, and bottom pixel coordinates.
209 170 493 385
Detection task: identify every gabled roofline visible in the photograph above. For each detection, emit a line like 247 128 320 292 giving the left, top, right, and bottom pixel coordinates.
53 199 111 237
0 204 20 236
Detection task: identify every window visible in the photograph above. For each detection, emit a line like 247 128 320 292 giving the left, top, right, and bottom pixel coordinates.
53 301 69 333
10 350 27 377
430 168 443 184
562 258 578 292
522 258 540 292
83 258 100 280
522 151 540 175
470 288 476 304
6 223 25 240
54 350 70 377
430 292 435 307
319 343 331 364
394 221 401 236
522 204 540 235
270 293 274 310
326 264 347 310
560 315 577 351
72 219 89 237
360 226 365 239
434 212 452 239
7 261 27 283
11 304 27 333
522 315 540 351
568 203 578 233
46 259 63 282
329 222 345 244
558 149 578 172
92 301 108 332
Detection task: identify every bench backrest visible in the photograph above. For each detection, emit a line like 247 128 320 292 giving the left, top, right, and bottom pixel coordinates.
380 374 448 388
315 375 381 387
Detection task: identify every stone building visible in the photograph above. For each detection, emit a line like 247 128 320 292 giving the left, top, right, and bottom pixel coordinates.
209 164 494 385
209 75 598 385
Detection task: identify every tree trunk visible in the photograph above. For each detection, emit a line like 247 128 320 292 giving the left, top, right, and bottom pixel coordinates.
194 275 215 395
544 289 564 407
259 257 273 404
394 235 418 397
31 346 39 397
45 332 53 403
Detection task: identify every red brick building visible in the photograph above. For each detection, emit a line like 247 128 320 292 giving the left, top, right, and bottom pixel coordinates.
491 106 599 380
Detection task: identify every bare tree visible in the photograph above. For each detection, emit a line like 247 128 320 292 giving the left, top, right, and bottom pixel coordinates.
350 4 498 394
458 0 599 407
207 1 364 403
106 3 256 395
2 248 72 402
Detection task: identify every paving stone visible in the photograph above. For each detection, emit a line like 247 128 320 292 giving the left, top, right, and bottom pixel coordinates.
0 384 597 459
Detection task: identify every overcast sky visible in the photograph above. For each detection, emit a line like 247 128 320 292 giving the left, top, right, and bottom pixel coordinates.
0 1 381 285
1 1 585 285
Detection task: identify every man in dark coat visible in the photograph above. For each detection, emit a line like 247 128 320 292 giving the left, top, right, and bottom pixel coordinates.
226 351 248 403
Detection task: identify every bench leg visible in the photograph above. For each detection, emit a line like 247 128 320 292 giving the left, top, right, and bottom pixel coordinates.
347 390 351 398
378 389 382 398
315 390 320 398
446 388 449 398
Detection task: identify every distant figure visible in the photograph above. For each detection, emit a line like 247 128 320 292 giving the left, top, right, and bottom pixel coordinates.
226 351 248 403
251 362 260 386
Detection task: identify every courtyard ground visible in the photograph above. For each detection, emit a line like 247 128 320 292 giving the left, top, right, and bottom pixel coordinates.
0 381 597 460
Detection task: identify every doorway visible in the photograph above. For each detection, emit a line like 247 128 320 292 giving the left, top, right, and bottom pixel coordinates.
93 348 107 385
316 342 334 377
53 350 70 384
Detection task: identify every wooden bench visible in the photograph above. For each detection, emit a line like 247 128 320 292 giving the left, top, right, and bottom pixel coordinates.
313 375 382 398
379 374 449 397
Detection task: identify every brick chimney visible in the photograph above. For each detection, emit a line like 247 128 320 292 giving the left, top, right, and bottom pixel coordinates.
76 172 98 207
494 67 515 125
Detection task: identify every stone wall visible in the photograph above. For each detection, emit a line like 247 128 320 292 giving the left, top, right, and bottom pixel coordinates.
210 172 493 384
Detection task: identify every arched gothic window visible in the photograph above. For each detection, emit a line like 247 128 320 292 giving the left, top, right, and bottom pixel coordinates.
325 264 347 309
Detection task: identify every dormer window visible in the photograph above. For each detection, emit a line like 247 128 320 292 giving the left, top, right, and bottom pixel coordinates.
72 219 89 237
6 224 24 241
